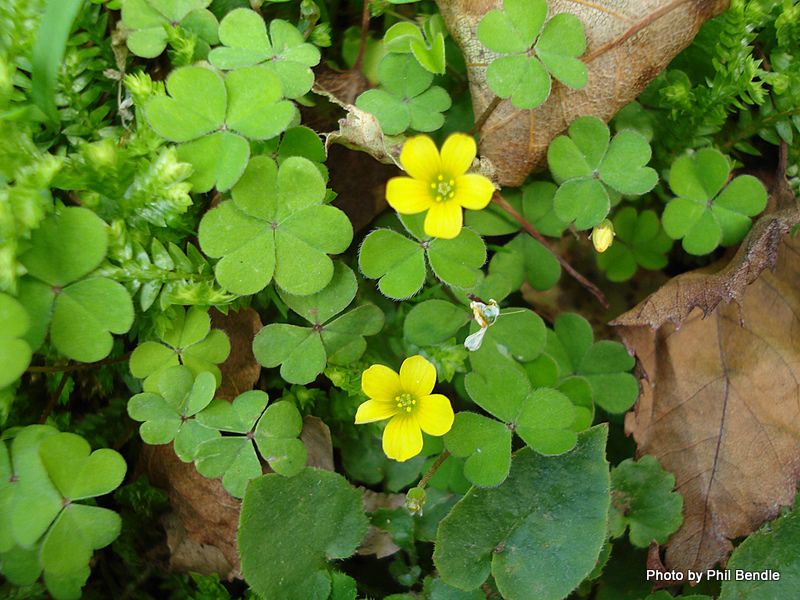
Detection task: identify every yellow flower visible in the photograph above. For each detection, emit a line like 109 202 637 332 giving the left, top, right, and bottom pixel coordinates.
355 355 454 462
591 219 615 253
386 133 495 240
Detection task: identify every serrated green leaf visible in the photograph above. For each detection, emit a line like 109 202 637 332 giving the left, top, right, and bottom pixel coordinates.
434 426 610 599
609 455 683 547
239 469 368 599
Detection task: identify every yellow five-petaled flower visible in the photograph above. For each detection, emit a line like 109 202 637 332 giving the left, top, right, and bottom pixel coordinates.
355 355 455 462
386 133 495 240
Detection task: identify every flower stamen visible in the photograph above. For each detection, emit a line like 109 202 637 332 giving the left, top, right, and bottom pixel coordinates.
395 392 417 413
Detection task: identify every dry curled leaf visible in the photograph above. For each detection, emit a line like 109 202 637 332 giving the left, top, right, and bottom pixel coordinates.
614 229 800 573
437 0 730 186
211 307 263 401
358 490 406 559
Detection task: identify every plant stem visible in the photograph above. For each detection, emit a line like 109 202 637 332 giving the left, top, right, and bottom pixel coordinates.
353 0 371 72
418 449 450 489
471 96 502 135
39 372 70 424
491 193 609 308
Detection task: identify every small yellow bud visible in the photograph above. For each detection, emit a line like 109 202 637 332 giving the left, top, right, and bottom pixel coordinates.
591 219 615 253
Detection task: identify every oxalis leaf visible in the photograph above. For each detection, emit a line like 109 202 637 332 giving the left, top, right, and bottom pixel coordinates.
384 18 447 75
193 391 306 497
209 9 321 98
121 0 219 59
0 293 32 388
464 360 578 462
434 425 610 599
596 207 672 282
359 218 486 300
127 366 219 461
252 262 384 384
477 0 587 109
544 313 637 413
239 468 369 600
198 155 352 296
609 455 684 548
356 54 451 135
18 207 134 363
129 306 231 388
144 65 297 192
547 116 658 230
662 148 767 256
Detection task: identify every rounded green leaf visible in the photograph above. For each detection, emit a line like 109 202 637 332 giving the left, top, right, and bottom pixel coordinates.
471 308 547 367
0 293 32 388
50 278 134 363
209 7 272 69
515 388 577 455
404 300 470 346
197 390 269 433
21 207 108 287
428 228 487 289
486 55 551 109
554 177 610 230
535 13 587 89
477 0 546 54
144 66 226 142
253 323 326 385
194 437 262 498
355 89 410 136
225 66 297 139
280 261 357 325
434 426 610 599
254 400 306 476
359 229 426 299
669 148 730 201
599 129 658 195
444 412 512 488
40 504 121 576
177 131 250 193
39 432 126 501
239 469 368 600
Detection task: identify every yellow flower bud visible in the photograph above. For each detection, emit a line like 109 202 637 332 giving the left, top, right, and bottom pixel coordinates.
591 219 615 253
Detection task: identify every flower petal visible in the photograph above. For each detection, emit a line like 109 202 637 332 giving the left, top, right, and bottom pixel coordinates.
382 413 423 462
424 201 462 239
362 364 401 401
399 355 436 397
455 174 494 210
440 133 477 178
416 394 455 436
355 399 399 424
386 177 435 214
400 135 441 182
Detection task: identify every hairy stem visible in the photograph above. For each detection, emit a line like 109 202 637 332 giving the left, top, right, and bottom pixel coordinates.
27 353 131 373
418 450 451 489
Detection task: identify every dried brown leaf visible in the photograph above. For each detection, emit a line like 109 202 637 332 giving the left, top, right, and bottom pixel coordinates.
614 228 800 573
210 307 263 401
437 0 730 186
358 490 406 559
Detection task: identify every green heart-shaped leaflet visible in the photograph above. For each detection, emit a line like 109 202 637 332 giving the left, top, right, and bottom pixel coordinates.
596 207 672 282
252 262 384 384
127 366 218 461
199 155 352 296
548 117 657 229
122 0 218 59
209 9 321 98
544 313 638 413
19 207 134 362
444 412 512 487
0 293 32 388
129 306 230 387
145 66 297 192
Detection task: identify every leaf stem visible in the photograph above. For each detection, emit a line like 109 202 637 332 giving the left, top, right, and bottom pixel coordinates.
38 372 70 424
471 96 502 135
418 449 450 489
353 0 371 72
491 193 609 308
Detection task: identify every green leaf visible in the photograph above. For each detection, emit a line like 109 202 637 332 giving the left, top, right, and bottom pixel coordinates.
434 426 610 598
548 117 657 230
129 306 231 387
596 208 672 282
253 324 326 384
609 455 683 547
486 55 551 110
199 156 351 295
8 426 62 548
196 390 269 433
127 366 219 460
534 13 588 89
0 293 32 388
515 388 577 455
20 207 108 288
122 0 217 58
31 0 84 121
210 10 321 98
444 412 512 488
177 131 250 193
359 229 426 299
469 308 547 367
477 0 547 54
40 504 121 576
194 436 262 498
545 314 638 413
663 149 767 255
428 228 487 289
254 400 307 476
404 300 470 347
50 278 134 363
720 499 800 600
239 469 368 600
39 433 126 501
279 261 357 325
